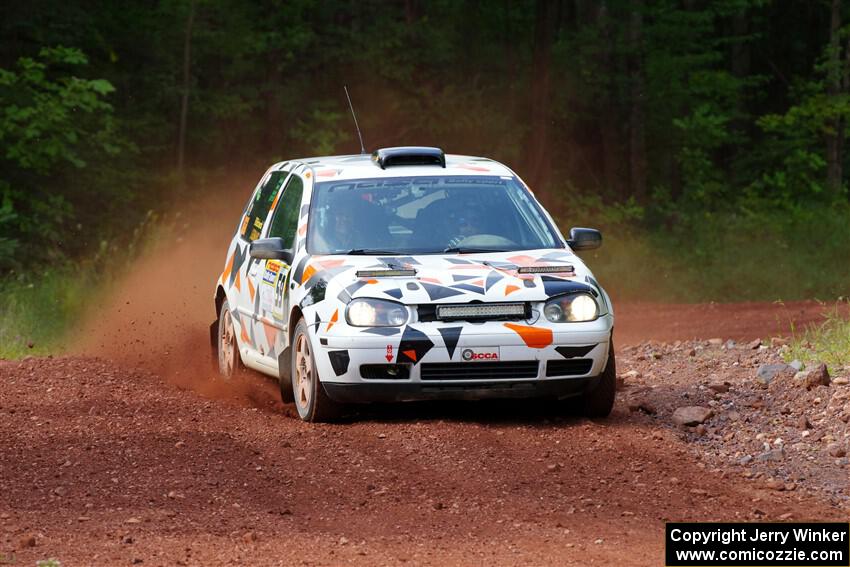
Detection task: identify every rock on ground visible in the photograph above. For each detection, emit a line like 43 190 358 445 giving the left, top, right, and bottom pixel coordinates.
672 406 713 427
756 363 796 387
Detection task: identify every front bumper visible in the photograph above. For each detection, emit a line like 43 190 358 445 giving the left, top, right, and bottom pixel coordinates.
323 376 595 403
311 315 614 403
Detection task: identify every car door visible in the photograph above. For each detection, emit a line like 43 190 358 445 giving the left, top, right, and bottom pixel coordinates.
232 166 292 372
243 170 305 371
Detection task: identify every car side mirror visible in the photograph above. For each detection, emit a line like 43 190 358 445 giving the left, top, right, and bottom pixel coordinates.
567 227 602 251
249 237 294 264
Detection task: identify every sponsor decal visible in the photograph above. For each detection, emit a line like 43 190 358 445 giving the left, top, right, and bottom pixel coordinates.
239 215 250 236
253 217 264 230
249 228 260 241
262 261 282 286
385 345 393 362
461 347 500 361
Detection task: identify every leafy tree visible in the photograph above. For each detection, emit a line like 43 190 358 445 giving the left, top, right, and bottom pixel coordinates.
0 46 119 269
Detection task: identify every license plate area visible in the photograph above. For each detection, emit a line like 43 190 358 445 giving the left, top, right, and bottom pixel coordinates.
458 347 501 362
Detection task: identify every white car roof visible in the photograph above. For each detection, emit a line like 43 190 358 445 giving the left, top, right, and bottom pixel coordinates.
275 152 517 181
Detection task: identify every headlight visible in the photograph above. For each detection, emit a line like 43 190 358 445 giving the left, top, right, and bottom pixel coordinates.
543 293 598 322
345 298 409 327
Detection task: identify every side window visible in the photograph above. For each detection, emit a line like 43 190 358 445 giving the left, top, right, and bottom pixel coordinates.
267 174 304 249
240 171 288 241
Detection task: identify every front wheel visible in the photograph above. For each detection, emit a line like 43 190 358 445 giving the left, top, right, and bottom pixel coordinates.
580 343 616 418
291 319 340 422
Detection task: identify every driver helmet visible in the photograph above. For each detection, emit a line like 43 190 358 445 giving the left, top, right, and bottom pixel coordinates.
447 193 485 236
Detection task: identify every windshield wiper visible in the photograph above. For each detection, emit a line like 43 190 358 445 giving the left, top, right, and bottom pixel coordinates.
344 249 402 255
442 246 508 254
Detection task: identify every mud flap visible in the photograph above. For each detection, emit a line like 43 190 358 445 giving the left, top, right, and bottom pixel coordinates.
277 346 294 403
209 319 219 372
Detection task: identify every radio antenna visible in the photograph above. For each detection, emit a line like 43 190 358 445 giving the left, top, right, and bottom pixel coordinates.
344 85 367 154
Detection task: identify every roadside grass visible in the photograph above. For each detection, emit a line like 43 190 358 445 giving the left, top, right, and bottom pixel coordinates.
785 301 850 372
0 267 97 358
0 210 173 360
563 202 850 303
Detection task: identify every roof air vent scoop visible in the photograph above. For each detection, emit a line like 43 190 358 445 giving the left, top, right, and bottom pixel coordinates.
371 146 446 169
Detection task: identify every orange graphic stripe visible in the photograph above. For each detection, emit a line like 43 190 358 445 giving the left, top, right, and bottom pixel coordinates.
503 323 552 348
262 321 277 350
326 309 339 332
221 250 236 284
247 277 255 302
240 319 251 346
301 264 317 284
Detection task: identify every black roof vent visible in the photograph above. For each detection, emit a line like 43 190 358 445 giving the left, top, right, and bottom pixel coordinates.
371 146 446 169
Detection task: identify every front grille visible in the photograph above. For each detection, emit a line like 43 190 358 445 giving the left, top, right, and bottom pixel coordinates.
420 361 539 381
545 358 593 377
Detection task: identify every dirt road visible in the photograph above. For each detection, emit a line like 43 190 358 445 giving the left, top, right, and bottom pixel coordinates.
3 302 848 566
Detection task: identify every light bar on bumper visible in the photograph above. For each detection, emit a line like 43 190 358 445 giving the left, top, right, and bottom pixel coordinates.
435 302 528 321
517 265 574 274
355 269 416 277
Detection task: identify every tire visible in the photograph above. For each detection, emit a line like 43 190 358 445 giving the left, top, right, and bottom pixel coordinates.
290 318 340 422
580 343 616 418
217 300 244 379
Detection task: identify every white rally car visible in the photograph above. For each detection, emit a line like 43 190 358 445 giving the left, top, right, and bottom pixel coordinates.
211 147 615 422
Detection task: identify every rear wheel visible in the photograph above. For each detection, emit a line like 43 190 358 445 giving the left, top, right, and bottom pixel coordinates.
291 318 340 422
580 344 616 418
217 300 244 379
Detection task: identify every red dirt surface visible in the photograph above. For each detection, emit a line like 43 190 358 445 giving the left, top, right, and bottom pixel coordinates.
616 301 846 345
1 355 844 567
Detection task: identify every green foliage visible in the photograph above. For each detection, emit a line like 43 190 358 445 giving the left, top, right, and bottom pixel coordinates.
0 46 116 171
752 90 847 204
291 108 350 157
0 46 121 270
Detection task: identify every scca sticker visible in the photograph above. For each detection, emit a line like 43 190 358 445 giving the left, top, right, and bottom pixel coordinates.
262 261 282 286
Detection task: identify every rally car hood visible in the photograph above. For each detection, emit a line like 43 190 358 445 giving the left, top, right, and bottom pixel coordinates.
292 248 603 307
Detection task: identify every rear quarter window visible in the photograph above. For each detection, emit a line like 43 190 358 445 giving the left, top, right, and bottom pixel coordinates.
241 171 289 241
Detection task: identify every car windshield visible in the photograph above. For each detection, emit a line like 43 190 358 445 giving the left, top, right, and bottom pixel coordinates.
307 175 561 255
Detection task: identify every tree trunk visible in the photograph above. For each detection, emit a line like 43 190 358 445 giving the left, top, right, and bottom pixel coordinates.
730 9 751 79
629 0 647 202
826 0 842 195
177 0 196 180
263 51 282 152
591 1 627 197
524 0 558 204
838 33 850 201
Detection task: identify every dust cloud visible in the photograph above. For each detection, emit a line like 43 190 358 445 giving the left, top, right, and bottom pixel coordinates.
71 175 282 409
